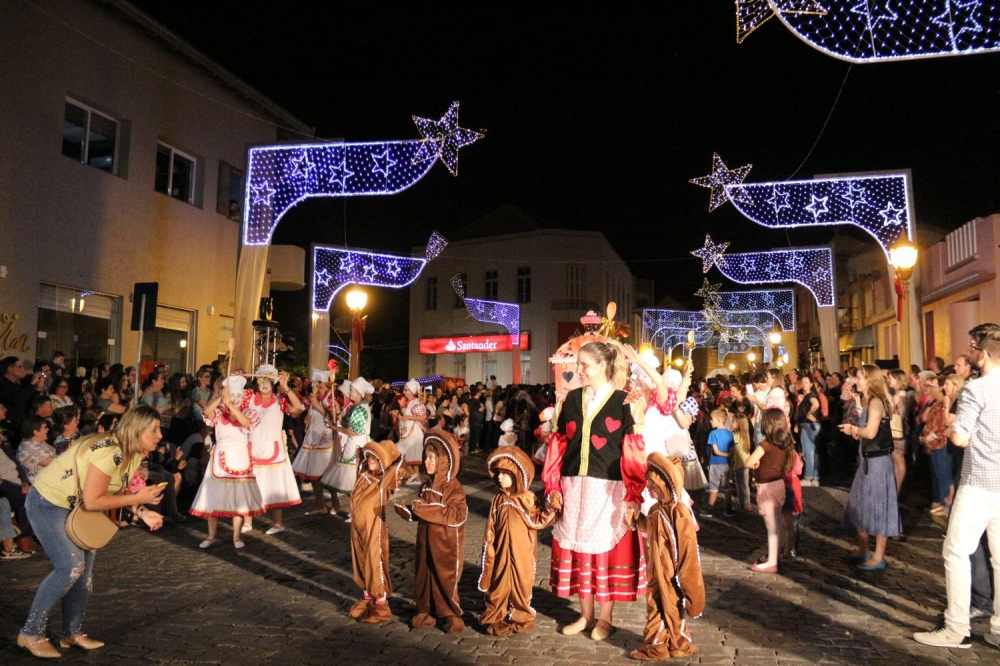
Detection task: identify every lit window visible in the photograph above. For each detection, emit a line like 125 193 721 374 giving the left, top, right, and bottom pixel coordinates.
61 99 119 174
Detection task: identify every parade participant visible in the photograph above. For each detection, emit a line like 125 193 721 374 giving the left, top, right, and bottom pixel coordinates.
478 446 557 635
397 379 429 486
543 340 650 641
242 365 302 534
320 377 375 519
348 439 404 624
394 430 467 633
745 408 796 573
292 371 339 515
188 375 265 549
17 406 165 658
630 453 705 660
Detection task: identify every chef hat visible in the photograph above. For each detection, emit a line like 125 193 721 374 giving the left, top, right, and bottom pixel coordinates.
404 379 421 395
662 368 683 390
336 380 351 397
500 418 515 433
255 364 279 380
351 376 375 396
539 407 554 422
310 368 330 383
226 375 247 395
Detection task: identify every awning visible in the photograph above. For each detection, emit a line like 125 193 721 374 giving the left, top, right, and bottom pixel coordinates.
840 326 875 351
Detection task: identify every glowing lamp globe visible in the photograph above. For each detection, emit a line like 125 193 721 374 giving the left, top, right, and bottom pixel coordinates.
747 352 757 362
889 240 918 280
728 363 736 371
674 358 684 368
769 331 782 345
346 289 368 311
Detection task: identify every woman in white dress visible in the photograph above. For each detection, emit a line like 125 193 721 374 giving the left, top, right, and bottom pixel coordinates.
320 377 374 520
188 375 265 549
242 365 303 535
293 373 340 514
397 379 428 486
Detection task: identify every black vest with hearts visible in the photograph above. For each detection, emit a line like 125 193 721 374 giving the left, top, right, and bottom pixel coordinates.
558 387 634 481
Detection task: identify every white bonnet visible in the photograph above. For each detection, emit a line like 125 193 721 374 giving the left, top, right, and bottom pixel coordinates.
662 368 683 390
226 375 247 395
500 418 515 433
255 364 278 379
404 379 421 395
351 376 375 396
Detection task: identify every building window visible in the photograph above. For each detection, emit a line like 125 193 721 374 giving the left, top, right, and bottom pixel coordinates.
517 267 531 304
454 273 467 308
217 162 244 220
520 352 531 384
484 270 498 300
155 143 196 204
425 277 438 311
37 283 122 373
566 265 586 300
218 315 234 363
483 353 497 384
423 354 436 376
453 353 466 380
61 99 119 174
142 305 195 375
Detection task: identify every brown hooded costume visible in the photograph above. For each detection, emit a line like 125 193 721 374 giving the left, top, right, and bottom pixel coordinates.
478 446 558 636
631 453 706 660
349 439 404 624
395 429 468 633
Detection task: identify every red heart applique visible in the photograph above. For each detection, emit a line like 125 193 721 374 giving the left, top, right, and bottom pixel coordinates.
565 421 578 440
604 416 622 432
591 434 608 450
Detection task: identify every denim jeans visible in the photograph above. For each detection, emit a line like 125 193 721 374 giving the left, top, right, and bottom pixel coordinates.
0 479 33 539
0 497 15 541
942 485 1000 637
971 533 995 614
800 422 820 480
21 487 96 637
929 446 954 508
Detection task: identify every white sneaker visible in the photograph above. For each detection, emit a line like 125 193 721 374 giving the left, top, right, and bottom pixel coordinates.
344 515 352 524
233 540 245 549
241 523 252 533
199 539 217 549
913 626 972 648
265 525 285 535
406 475 423 487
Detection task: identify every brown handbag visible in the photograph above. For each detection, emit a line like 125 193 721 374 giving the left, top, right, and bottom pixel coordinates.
64 437 120 551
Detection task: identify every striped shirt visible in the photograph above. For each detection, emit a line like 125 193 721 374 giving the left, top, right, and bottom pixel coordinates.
953 367 1000 494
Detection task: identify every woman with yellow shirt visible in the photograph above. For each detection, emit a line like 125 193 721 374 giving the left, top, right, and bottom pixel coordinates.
17 406 165 659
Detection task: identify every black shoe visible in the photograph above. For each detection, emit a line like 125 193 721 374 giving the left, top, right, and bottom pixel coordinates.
970 607 992 621
723 510 736 518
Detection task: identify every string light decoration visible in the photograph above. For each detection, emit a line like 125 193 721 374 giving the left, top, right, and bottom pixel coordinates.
736 0 828 43
717 289 796 332
643 309 780 347
689 153 753 212
692 235 836 307
768 0 1000 62
725 172 914 259
451 275 520 345
243 102 483 245
311 231 448 311
328 344 350 366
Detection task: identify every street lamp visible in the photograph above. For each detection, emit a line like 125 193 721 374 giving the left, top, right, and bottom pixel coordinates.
889 239 918 371
728 363 736 372
768 331 781 367
747 352 756 363
346 288 368 380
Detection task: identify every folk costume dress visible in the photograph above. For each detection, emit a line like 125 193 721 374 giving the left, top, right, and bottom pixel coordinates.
631 453 705 660
397 398 428 469
292 392 336 481
189 408 266 519
348 439 404 622
478 446 558 636
542 383 648 602
320 399 371 494
243 389 302 511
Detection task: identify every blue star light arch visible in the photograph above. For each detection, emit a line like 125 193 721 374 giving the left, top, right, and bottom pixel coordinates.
451 275 521 345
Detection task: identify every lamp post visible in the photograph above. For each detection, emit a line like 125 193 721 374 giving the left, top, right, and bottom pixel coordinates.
769 331 781 367
889 239 918 371
747 351 757 368
346 288 368 380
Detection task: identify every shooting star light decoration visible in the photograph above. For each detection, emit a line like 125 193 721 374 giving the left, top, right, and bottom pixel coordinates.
451 276 521 345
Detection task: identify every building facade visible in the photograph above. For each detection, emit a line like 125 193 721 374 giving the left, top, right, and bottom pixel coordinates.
0 0 311 375
407 206 635 386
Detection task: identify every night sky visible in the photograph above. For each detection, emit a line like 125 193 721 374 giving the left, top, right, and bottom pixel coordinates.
131 1 1000 378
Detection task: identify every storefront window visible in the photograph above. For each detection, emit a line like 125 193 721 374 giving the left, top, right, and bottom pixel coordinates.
37 283 121 375
142 305 194 374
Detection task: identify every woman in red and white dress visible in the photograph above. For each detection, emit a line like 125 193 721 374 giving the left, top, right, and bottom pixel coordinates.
188 375 265 549
292 372 340 514
242 365 303 535
397 379 428 486
320 377 375 519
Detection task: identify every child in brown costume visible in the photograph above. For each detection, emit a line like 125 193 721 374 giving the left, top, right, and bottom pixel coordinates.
478 446 558 635
630 453 705 660
394 429 468 633
349 439 404 624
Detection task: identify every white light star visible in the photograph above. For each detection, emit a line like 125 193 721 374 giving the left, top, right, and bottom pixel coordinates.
411 102 485 176
851 0 899 34
372 148 397 178
362 263 377 281
932 0 983 41
315 269 333 287
288 152 315 179
786 253 806 273
339 253 356 273
689 153 753 212
691 235 730 273
804 194 829 222
327 157 355 189
251 181 275 207
386 259 401 278
879 201 905 228
766 262 782 280
767 186 792 215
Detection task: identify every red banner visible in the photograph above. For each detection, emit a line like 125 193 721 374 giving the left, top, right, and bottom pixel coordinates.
419 333 531 355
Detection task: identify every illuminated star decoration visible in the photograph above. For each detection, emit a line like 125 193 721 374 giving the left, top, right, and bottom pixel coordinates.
643 309 782 347
725 171 912 260
242 103 483 245
767 0 1000 62
694 278 723 305
411 101 485 176
735 0 828 43
710 245 836 307
689 153 753 212
311 231 448 311
717 289 796 331
691 235 731 272
452 276 521 346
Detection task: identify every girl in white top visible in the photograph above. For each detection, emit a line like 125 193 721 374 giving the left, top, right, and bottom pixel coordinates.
293 371 340 514
497 419 519 447
397 379 428 485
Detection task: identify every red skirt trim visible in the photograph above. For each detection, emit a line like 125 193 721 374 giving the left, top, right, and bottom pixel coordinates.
550 530 646 602
293 472 323 481
262 498 302 511
188 508 266 519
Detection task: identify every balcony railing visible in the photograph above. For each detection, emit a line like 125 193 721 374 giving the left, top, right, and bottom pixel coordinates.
946 218 978 271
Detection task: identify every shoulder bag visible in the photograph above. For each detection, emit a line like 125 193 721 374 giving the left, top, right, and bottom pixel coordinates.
65 437 120 551
860 399 893 474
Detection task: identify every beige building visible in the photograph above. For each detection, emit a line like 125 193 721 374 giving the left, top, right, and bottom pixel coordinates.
919 214 999 365
0 0 310 375
408 206 635 385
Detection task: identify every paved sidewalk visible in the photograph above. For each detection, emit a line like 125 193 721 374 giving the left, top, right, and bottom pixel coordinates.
0 453 995 665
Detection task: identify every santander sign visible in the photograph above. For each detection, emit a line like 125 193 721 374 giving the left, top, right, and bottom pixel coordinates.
420 333 531 355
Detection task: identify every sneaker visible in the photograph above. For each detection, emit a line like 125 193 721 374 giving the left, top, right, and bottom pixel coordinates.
0 548 32 561
696 509 713 518
986 632 1000 650
969 607 992 621
264 525 285 535
913 626 972 649
723 510 736 518
199 539 218 549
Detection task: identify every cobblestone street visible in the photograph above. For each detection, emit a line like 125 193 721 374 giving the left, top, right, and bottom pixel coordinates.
1 454 995 665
